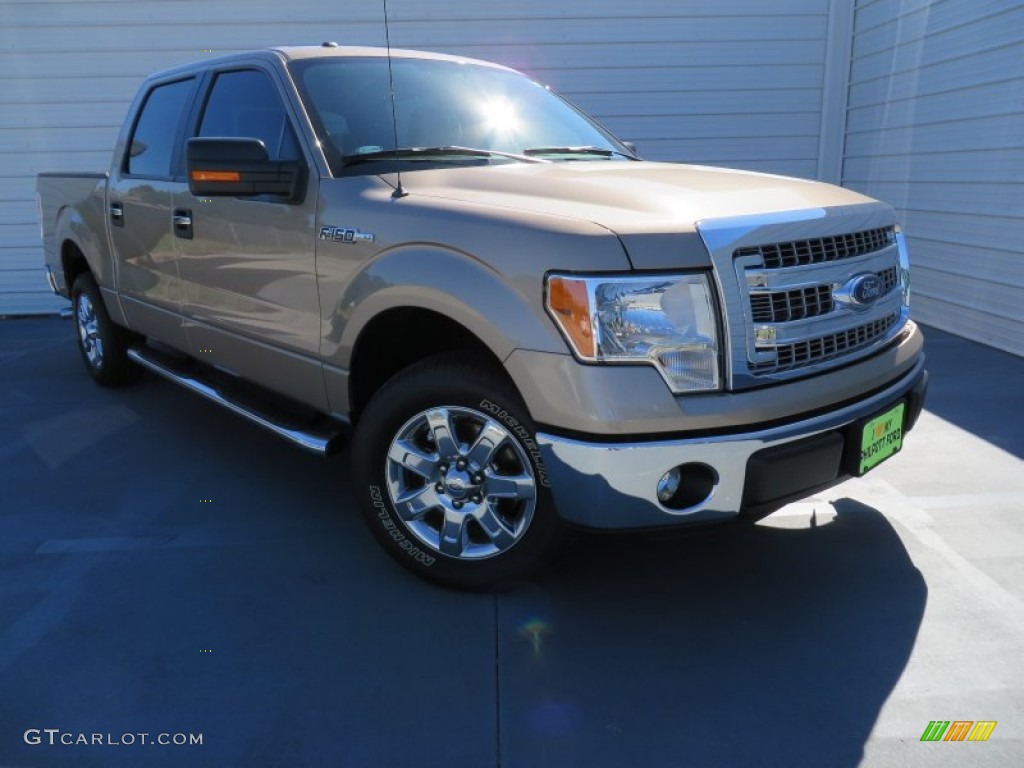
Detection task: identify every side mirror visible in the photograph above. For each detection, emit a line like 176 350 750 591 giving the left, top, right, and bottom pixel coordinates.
186 137 304 201
621 141 640 158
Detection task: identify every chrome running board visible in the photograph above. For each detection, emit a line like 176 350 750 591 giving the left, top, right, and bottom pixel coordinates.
127 347 344 456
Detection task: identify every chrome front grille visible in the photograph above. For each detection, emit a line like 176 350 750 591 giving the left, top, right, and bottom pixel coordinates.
877 265 899 294
749 265 899 324
749 312 900 373
697 206 911 390
735 226 896 269
750 285 833 323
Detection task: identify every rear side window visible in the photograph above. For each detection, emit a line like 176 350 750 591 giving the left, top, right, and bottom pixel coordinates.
127 78 194 177
198 69 300 160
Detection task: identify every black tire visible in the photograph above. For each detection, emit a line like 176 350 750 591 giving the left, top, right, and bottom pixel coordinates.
71 272 142 387
351 353 561 590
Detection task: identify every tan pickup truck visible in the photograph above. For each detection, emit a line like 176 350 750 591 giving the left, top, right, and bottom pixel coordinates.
37 45 928 588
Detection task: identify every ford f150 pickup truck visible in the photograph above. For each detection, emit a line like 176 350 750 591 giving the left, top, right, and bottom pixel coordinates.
38 44 928 588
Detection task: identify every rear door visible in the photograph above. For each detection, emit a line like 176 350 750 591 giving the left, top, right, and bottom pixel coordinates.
107 76 197 348
174 65 326 410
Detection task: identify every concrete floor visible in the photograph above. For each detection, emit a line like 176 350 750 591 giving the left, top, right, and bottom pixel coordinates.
0 318 1021 767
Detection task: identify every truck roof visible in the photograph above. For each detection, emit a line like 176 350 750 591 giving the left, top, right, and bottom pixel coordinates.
146 44 512 83
274 44 507 67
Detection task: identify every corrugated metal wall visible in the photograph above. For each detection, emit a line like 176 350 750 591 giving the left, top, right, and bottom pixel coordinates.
385 0 830 176
842 0 1024 356
1 0 830 315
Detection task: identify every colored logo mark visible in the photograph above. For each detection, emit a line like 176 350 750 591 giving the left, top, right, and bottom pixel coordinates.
920 720 997 742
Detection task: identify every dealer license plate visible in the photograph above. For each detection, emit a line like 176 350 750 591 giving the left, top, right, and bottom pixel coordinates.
858 402 906 475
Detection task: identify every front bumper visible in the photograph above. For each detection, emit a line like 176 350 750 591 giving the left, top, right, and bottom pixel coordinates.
537 357 928 529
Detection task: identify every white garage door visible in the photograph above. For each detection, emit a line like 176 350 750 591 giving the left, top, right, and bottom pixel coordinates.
842 0 1024 356
0 0 831 315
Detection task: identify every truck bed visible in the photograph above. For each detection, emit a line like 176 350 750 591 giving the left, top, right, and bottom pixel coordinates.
37 172 109 299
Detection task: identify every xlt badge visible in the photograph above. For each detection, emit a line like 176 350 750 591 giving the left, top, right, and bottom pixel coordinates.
318 225 375 244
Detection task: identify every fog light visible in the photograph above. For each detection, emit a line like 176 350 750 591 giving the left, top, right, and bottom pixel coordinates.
655 463 719 511
657 468 682 503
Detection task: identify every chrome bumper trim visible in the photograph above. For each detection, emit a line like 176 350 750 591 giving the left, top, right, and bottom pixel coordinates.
537 353 925 530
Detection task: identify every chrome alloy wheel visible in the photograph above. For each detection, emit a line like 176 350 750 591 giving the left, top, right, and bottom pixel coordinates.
385 406 537 559
76 292 103 369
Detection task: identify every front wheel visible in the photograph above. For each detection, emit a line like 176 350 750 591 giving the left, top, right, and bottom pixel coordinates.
351 354 561 589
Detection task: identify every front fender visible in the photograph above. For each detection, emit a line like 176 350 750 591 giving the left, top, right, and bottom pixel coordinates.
322 244 569 370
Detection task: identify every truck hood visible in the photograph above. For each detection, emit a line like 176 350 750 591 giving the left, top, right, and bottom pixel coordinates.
400 161 876 231
399 161 883 269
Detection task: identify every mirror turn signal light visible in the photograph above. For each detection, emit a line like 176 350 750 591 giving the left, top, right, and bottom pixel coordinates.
190 170 241 182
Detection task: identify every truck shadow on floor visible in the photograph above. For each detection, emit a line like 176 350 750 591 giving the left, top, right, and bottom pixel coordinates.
500 498 926 768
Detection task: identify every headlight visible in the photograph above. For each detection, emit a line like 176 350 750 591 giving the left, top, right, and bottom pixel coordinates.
546 273 720 392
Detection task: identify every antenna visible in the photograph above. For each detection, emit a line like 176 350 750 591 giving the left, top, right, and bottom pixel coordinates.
383 0 407 198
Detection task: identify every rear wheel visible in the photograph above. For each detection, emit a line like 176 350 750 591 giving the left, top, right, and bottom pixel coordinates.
71 272 142 386
351 353 560 589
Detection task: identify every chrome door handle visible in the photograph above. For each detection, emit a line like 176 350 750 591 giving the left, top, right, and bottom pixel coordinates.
172 208 193 239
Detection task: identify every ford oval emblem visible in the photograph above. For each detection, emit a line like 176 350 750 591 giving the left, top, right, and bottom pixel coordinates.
850 274 883 305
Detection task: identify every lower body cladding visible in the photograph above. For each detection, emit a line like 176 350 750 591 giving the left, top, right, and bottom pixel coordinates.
537 359 928 530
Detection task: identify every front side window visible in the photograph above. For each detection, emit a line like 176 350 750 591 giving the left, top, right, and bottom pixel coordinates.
127 78 194 177
198 69 300 160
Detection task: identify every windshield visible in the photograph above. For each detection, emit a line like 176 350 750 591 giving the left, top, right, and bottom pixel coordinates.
290 56 631 175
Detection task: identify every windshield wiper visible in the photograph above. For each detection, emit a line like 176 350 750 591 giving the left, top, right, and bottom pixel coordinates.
523 145 636 159
341 146 544 166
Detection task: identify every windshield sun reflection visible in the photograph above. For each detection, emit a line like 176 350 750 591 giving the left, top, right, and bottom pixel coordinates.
480 98 520 135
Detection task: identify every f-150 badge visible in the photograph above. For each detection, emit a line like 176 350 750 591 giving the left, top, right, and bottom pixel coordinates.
318 225 375 244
